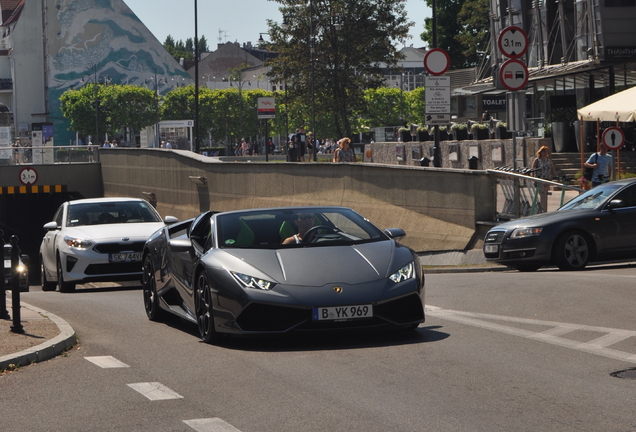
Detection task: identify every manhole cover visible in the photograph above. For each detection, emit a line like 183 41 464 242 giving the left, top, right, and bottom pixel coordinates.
611 368 636 379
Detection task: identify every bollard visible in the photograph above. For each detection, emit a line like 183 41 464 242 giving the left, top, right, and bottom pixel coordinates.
419 157 431 167
0 229 7 319
10 235 23 333
468 156 479 170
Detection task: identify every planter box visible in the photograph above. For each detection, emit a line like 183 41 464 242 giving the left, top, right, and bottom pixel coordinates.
417 131 430 141
474 129 489 140
453 129 468 141
400 131 411 142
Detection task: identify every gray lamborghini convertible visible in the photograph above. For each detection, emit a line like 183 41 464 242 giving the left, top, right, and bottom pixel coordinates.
142 206 425 343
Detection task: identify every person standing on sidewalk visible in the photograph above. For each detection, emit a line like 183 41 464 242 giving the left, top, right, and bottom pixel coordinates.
532 145 558 213
584 143 612 187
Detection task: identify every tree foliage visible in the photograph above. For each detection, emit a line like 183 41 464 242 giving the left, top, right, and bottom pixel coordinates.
60 84 159 140
266 0 411 139
420 0 489 68
163 35 209 62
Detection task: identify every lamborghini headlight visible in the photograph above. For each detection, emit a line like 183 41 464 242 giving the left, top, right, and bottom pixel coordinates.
389 262 415 284
510 227 543 238
231 271 276 290
64 236 93 249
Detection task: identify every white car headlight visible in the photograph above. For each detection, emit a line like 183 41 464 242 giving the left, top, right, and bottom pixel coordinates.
64 236 93 249
510 227 543 238
231 271 276 290
16 264 27 275
389 262 415 284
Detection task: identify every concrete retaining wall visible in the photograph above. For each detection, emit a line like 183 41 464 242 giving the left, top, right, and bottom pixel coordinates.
100 148 497 252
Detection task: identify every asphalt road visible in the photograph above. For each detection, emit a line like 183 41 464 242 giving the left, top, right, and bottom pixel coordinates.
2 265 636 432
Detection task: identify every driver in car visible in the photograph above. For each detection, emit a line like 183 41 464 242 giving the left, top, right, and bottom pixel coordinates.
282 213 315 244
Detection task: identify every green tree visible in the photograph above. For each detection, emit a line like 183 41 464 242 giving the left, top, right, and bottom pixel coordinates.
266 0 410 139
60 84 159 139
360 87 410 128
420 0 489 68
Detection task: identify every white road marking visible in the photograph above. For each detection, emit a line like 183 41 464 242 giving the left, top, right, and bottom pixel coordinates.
184 418 242 432
84 356 130 368
127 382 184 401
426 305 636 363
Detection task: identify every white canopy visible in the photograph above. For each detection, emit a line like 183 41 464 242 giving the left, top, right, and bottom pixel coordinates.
577 86 636 122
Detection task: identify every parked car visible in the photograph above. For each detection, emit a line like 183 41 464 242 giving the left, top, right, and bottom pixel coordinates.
3 244 29 292
142 206 425 343
40 197 177 292
483 178 636 271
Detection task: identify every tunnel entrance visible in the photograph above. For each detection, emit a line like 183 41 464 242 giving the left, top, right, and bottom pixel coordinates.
0 191 81 284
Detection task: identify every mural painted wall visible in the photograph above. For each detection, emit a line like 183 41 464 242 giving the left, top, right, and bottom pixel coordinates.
44 0 191 145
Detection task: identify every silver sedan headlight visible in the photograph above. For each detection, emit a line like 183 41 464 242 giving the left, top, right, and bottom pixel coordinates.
389 262 415 284
510 227 543 238
63 236 93 249
231 271 276 290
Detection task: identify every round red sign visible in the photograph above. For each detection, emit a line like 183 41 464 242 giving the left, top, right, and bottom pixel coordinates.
602 127 625 150
423 48 450 76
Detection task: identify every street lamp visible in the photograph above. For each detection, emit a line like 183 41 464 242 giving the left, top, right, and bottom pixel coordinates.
227 74 251 141
146 70 167 147
194 0 200 153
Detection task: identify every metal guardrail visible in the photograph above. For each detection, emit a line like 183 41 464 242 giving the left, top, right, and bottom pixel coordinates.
488 167 584 219
2 145 100 165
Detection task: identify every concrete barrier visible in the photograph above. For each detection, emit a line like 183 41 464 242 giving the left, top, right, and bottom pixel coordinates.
100 148 496 252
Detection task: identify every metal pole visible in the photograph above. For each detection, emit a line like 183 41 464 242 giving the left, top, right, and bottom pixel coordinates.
432 0 441 167
94 65 99 145
9 236 23 334
194 0 200 153
310 0 317 162
0 230 7 319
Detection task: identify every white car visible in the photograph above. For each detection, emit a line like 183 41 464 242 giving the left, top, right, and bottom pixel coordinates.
40 197 177 292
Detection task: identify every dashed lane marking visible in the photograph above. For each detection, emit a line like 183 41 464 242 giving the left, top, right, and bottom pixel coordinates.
84 356 130 368
184 418 243 432
426 305 636 363
127 382 184 401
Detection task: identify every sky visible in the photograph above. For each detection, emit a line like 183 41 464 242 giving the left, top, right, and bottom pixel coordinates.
123 0 430 50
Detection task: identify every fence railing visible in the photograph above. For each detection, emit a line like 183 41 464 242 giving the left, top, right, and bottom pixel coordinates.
488 167 584 220
1 145 100 165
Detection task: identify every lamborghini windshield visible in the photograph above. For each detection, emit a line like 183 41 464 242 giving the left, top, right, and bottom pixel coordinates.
216 207 387 248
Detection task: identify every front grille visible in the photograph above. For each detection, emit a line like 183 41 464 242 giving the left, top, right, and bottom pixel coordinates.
84 262 143 275
237 303 309 332
93 241 145 254
484 230 505 243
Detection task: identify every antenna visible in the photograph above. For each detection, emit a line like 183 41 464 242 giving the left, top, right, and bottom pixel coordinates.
218 29 229 44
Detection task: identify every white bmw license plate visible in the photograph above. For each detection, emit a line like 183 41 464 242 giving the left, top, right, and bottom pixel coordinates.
312 304 373 321
109 252 142 263
484 244 499 253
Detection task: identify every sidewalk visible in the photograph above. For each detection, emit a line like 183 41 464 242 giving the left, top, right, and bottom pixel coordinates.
0 297 76 371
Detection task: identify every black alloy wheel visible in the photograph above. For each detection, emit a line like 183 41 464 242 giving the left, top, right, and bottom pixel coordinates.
554 230 590 271
142 255 165 321
195 272 220 344
40 256 56 291
56 256 76 293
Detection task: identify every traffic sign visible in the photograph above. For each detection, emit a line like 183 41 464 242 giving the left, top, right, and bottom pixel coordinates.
423 48 450 76
257 97 276 119
602 127 625 150
425 75 450 114
426 113 451 125
498 26 528 58
19 167 38 185
499 59 528 92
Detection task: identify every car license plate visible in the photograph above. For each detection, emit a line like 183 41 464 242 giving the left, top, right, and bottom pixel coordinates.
484 244 499 253
109 252 142 263
312 304 373 321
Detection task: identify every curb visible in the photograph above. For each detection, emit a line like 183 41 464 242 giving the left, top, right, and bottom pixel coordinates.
0 302 77 370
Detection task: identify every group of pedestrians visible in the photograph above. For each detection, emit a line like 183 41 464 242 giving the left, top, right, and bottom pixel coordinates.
531 143 612 212
286 126 356 163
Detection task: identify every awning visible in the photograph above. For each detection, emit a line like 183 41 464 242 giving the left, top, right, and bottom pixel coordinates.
577 85 636 122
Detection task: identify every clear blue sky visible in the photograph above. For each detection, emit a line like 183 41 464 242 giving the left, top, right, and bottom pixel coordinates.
124 0 430 49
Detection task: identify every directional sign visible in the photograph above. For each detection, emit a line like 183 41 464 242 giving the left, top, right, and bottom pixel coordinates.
498 26 528 58
499 59 528 92
423 48 450 76
602 127 625 150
